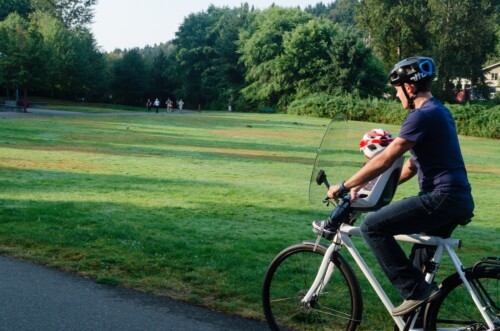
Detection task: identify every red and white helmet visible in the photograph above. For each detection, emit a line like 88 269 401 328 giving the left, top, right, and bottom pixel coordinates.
360 129 394 158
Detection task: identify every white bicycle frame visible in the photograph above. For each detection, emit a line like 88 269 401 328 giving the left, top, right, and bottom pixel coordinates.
302 223 497 331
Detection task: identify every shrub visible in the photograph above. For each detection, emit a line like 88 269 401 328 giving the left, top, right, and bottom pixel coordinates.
449 103 499 138
287 93 499 139
257 107 276 113
288 93 363 118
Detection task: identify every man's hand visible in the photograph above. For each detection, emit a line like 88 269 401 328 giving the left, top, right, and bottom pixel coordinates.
327 184 342 202
327 182 350 202
328 181 367 203
350 185 363 202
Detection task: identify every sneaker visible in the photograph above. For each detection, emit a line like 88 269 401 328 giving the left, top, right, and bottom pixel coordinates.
312 220 336 240
392 284 440 316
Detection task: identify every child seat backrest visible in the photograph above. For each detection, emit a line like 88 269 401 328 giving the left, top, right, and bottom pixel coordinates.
350 156 405 212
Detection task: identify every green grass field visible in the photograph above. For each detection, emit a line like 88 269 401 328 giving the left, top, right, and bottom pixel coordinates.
0 109 498 330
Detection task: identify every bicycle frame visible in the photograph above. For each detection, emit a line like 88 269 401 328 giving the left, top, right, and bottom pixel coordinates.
302 223 497 331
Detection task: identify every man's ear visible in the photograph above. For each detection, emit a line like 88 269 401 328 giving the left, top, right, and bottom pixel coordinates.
403 83 417 94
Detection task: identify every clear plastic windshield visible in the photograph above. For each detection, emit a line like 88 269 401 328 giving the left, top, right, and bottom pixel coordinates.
309 114 360 205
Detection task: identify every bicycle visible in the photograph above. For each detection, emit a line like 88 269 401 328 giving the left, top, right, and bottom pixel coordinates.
262 220 499 330
261 120 499 331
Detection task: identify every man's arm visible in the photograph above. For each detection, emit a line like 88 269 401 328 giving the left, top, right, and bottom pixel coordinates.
328 137 416 199
399 157 417 185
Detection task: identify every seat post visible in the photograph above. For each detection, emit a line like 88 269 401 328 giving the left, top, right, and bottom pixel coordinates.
424 245 444 283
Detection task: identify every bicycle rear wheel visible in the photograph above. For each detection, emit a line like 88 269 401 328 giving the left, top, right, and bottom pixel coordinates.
424 265 499 330
262 243 362 331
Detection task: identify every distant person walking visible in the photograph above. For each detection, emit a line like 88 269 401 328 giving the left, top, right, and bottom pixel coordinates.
166 98 172 113
153 98 160 113
146 99 152 112
178 99 184 112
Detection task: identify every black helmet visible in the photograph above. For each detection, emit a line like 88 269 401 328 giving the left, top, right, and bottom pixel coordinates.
389 56 435 86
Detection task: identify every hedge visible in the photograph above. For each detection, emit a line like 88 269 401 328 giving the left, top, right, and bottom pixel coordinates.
287 93 499 139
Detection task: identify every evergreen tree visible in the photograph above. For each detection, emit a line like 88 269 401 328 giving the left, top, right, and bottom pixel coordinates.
0 13 48 108
31 0 98 29
110 49 148 105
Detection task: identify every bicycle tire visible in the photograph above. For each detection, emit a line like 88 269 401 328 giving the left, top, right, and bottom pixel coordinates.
262 243 363 331
424 265 500 330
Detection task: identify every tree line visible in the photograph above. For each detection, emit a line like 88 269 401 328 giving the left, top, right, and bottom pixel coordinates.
0 0 497 112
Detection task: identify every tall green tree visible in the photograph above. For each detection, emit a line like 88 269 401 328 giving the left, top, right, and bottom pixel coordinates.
110 49 148 105
174 5 252 109
305 0 357 26
0 13 48 109
0 0 32 20
70 27 106 100
276 19 338 101
31 0 97 29
31 11 105 100
238 6 311 109
356 0 429 70
1 0 98 29
174 6 219 108
274 19 386 106
240 6 385 110
199 5 251 110
148 49 168 101
326 27 387 97
427 0 497 99
329 0 358 26
357 0 497 99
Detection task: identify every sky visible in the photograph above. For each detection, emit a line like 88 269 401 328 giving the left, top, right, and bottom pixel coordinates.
91 0 325 52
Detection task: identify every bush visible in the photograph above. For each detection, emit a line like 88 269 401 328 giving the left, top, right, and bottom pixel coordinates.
257 107 276 113
287 93 404 122
448 103 499 138
287 93 499 139
288 93 358 118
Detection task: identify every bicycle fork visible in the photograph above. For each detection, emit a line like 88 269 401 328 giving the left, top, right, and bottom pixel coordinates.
301 234 342 306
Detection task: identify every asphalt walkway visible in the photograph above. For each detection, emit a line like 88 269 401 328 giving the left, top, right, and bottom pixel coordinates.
0 256 268 330
0 108 194 118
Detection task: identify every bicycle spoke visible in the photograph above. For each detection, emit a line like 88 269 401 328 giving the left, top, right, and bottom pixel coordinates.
311 306 361 322
270 297 301 303
435 318 477 325
263 244 362 330
426 266 499 330
474 277 500 312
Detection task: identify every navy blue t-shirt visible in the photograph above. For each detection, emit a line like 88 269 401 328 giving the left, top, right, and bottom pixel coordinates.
398 98 471 197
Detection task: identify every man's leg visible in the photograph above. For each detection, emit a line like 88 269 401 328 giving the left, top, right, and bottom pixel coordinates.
360 195 432 299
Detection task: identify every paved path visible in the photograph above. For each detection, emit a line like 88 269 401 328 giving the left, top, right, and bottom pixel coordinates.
0 108 194 119
0 256 268 331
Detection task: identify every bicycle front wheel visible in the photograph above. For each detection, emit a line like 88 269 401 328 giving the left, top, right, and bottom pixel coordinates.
424 265 499 330
262 243 362 331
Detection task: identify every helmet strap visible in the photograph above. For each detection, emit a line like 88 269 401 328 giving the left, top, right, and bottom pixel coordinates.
401 85 418 110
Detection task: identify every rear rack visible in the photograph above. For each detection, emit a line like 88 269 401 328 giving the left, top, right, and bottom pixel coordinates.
472 257 500 273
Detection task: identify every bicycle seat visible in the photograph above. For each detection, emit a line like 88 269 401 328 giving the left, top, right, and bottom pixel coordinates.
457 212 474 226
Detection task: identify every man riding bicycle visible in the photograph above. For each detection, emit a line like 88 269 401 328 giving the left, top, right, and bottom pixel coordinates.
326 56 475 316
